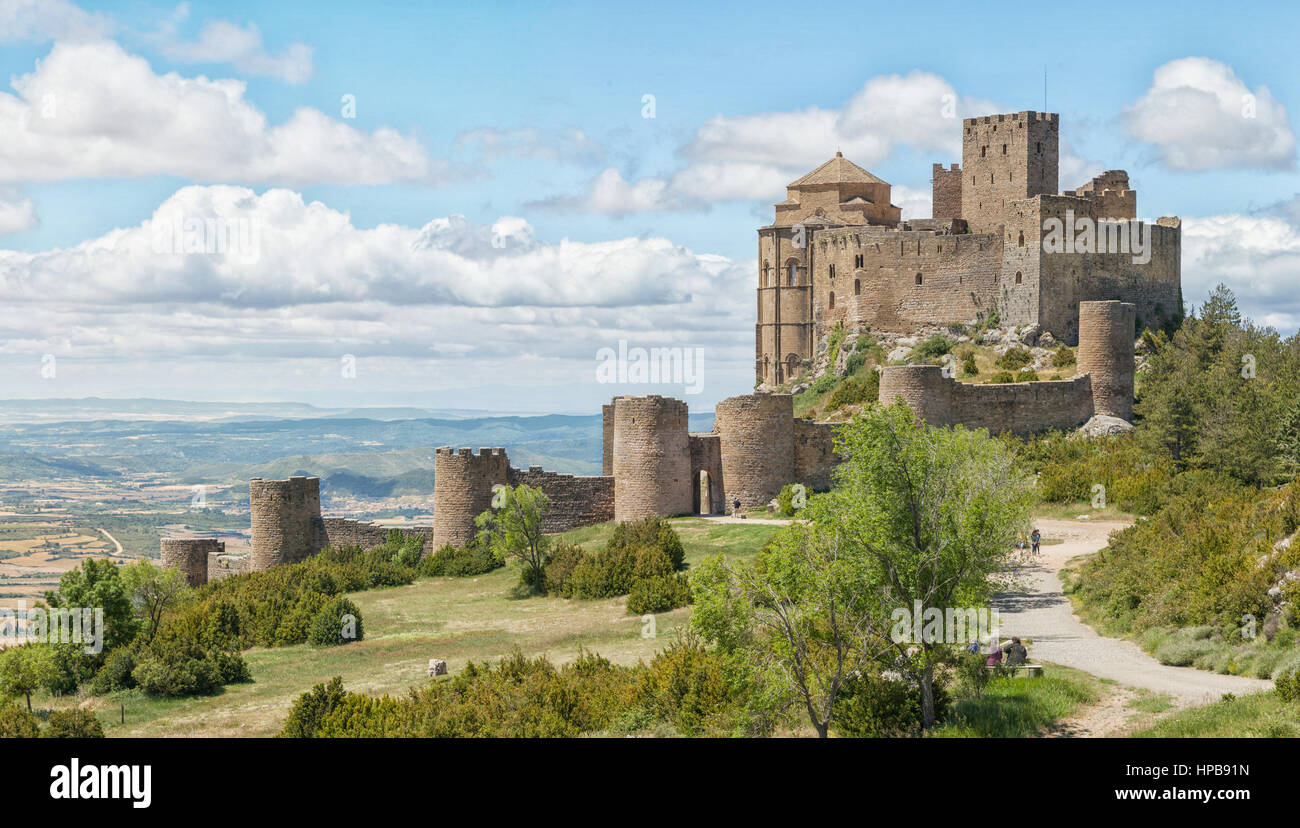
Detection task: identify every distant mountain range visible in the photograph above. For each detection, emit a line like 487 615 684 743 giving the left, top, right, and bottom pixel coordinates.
0 399 717 494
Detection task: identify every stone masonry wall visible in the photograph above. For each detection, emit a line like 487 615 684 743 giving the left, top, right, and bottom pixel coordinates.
688 433 724 514
432 447 509 549
508 466 615 533
1077 300 1137 420
962 112 1059 235
793 419 839 493
612 395 692 521
931 163 962 219
249 476 323 572
878 365 1095 435
715 393 795 509
812 227 1002 334
160 537 220 587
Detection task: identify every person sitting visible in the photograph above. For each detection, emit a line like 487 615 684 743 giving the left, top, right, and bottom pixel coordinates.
984 641 1003 667
1002 636 1028 666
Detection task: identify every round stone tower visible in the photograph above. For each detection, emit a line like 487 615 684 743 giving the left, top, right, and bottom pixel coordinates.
432 447 510 548
1077 300 1136 421
249 476 323 572
714 393 795 509
612 395 691 521
876 365 954 426
160 537 219 587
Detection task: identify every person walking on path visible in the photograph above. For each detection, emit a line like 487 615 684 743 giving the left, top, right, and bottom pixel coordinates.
1030 527 1041 554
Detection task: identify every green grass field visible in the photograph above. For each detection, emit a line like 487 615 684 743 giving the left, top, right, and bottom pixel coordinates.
65 517 779 737
935 663 1104 738
1131 691 1300 737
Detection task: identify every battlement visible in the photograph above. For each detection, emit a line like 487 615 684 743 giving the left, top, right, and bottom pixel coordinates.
963 111 1058 126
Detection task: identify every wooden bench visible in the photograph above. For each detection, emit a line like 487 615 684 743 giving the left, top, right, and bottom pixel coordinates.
985 664 1042 677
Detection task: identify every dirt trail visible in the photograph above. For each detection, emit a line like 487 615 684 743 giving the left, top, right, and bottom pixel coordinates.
994 518 1271 705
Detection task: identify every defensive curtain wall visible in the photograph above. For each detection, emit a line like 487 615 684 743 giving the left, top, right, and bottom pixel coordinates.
163 393 841 578
877 300 1135 433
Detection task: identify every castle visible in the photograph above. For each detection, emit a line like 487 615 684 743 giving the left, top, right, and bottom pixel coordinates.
756 111 1181 387
164 393 840 583
160 109 1172 580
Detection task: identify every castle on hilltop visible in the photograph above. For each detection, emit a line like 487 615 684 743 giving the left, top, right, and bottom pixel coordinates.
160 112 1174 580
756 111 1182 387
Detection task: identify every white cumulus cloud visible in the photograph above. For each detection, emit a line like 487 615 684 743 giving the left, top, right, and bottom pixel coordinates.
1124 57 1297 171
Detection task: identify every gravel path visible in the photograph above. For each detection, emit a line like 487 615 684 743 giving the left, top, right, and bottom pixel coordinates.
993 518 1272 704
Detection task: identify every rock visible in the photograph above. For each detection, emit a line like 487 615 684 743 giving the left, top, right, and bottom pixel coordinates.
427 659 447 677
1020 324 1042 347
1074 414 1135 438
887 346 911 362
1039 331 1057 348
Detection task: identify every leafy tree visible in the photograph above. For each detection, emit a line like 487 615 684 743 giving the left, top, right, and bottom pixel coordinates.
474 484 551 595
692 496 894 738
44 558 136 651
825 402 1034 728
0 700 40 737
121 559 192 643
0 645 58 712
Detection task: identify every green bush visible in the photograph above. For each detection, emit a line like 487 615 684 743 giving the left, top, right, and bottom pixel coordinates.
418 540 502 577
1052 345 1076 367
832 670 950 737
130 599 250 697
775 483 800 517
279 676 348 738
989 371 1017 383
854 333 875 352
90 647 137 694
810 374 836 394
631 636 732 735
1015 369 1039 382
915 334 955 359
1276 671 1300 703
845 351 867 376
43 708 104 738
961 353 978 375
827 375 875 410
626 574 692 614
995 347 1031 369
609 518 685 570
0 701 39 737
307 597 364 647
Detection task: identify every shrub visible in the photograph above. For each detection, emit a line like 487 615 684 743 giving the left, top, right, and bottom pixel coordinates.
832 669 949 737
130 599 249 697
775 483 800 517
915 334 955 359
989 371 1018 383
418 540 502 577
280 676 348 738
0 701 39 738
961 353 978 376
609 518 685 571
854 333 875 352
631 636 731 735
810 375 836 394
845 351 867 376
1052 345 1076 367
90 648 138 694
947 323 968 336
1015 369 1038 383
307 597 364 647
995 347 1031 370
43 708 104 738
827 376 873 410
1274 670 1300 703
132 654 220 697
627 574 692 614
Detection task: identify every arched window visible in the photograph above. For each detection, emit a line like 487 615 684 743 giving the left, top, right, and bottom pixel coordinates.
786 261 798 286
786 354 800 381
761 262 770 287
828 291 835 309
1015 271 1023 285
915 272 923 286
854 278 861 296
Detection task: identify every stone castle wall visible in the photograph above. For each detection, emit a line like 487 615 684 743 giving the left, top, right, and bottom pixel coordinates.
160 537 221 587
715 394 795 509
931 163 963 220
432 447 509 549
962 112 1059 235
612 395 693 521
878 300 1136 433
249 476 322 572
688 433 725 515
814 227 1002 334
794 419 839 492
508 466 615 533
1077 300 1137 420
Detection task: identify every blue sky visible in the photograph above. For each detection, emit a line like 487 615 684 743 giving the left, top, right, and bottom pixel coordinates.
1 0 1298 412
